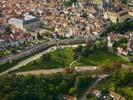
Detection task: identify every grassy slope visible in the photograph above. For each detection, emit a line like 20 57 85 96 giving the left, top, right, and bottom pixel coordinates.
80 49 128 66
16 48 132 72
0 54 35 73
16 48 74 71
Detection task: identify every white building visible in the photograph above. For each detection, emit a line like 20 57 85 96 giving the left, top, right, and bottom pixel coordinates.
8 14 41 32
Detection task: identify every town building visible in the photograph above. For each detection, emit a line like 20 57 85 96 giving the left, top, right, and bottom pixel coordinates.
77 0 112 9
0 32 33 49
107 9 130 23
8 14 41 32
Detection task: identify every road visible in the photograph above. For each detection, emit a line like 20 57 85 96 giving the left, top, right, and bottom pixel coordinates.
79 74 109 100
0 37 85 65
15 66 98 76
16 68 63 76
0 44 85 76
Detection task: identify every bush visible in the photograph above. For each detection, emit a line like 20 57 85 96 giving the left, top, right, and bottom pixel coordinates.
41 53 51 61
11 48 17 54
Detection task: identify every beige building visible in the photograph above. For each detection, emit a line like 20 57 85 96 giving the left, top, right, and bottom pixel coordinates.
108 11 130 23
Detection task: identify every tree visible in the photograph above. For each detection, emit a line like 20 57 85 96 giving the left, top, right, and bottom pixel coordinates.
59 80 69 93
86 94 98 100
69 87 77 96
41 53 51 61
4 25 12 35
73 52 81 60
0 52 6 57
71 0 77 3
54 73 63 83
116 17 119 24
77 56 83 63
37 32 43 40
0 74 75 100
38 92 47 100
10 48 17 54
73 45 83 53
112 69 129 86
110 83 117 92
75 76 91 93
64 0 77 7
95 38 107 49
119 37 128 46
47 95 53 100
123 20 133 31
80 12 88 18
82 47 90 57
48 84 55 95
113 37 128 51
55 86 60 95
2 91 23 100
33 60 37 65
114 23 121 32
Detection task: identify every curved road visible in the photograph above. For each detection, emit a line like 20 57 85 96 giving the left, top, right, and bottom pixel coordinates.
79 74 109 100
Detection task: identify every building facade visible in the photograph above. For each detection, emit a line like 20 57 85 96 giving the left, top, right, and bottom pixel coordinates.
8 15 41 32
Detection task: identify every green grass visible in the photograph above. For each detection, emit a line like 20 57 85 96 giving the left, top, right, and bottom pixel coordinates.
0 52 40 73
79 49 128 66
16 48 74 71
15 48 132 72
0 61 18 73
0 58 27 73
51 48 74 66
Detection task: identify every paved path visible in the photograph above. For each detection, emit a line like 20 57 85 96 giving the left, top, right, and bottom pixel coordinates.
16 69 63 76
79 74 109 100
0 44 85 76
15 66 98 76
69 60 77 68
